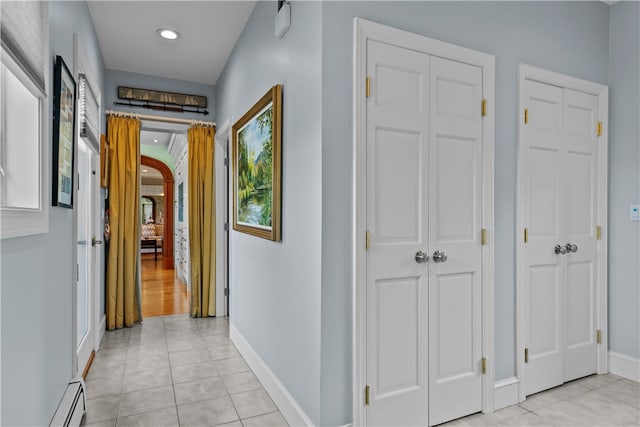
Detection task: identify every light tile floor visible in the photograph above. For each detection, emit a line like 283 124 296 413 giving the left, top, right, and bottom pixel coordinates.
83 314 639 427
81 314 289 427
441 373 639 427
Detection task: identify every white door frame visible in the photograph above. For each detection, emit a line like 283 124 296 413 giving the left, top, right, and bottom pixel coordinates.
73 33 102 376
515 64 609 402
353 18 496 425
214 118 231 317
92 153 105 351
75 140 100 377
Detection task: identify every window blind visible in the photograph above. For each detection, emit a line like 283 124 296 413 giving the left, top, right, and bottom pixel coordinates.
78 74 100 146
0 1 48 93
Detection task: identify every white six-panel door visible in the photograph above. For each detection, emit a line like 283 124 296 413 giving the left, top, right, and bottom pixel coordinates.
366 39 430 427
563 89 598 382
521 77 600 397
428 56 484 426
521 80 565 395
365 39 485 426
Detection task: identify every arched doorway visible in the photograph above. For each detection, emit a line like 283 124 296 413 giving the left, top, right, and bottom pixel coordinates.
141 155 174 269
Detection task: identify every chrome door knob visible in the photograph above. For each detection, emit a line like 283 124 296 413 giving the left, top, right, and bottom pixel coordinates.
565 243 578 253
415 251 429 263
554 244 567 255
432 250 447 263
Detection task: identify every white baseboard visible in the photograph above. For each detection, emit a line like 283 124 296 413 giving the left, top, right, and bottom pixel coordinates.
230 324 315 427
493 377 519 411
608 351 639 382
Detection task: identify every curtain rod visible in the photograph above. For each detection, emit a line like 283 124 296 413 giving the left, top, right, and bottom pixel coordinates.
106 109 215 128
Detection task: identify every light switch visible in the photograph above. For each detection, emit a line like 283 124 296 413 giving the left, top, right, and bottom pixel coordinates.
631 204 640 221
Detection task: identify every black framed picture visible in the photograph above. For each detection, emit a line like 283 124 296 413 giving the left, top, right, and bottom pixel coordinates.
52 55 76 208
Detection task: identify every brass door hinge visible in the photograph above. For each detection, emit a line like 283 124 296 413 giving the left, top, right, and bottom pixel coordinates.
365 385 370 406
481 357 487 374
365 230 371 251
524 348 529 363
482 99 487 117
481 229 488 246
596 226 602 240
524 228 529 243
524 108 529 124
596 329 602 344
366 77 371 98
597 121 603 137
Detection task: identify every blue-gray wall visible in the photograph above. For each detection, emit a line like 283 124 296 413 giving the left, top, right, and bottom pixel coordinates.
0 2 105 425
321 2 610 423
215 1 323 423
2 1 632 426
105 69 215 122
218 2 629 425
608 1 640 359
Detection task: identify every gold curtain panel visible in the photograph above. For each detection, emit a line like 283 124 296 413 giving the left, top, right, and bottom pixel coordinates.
106 116 141 329
188 126 216 317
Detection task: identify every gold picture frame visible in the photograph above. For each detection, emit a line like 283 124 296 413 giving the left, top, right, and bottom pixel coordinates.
100 134 109 188
232 85 282 241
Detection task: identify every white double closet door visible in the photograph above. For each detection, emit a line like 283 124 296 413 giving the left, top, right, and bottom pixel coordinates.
365 40 485 426
521 79 600 396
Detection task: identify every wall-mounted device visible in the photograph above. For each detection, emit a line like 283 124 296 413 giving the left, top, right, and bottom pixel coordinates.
275 0 291 39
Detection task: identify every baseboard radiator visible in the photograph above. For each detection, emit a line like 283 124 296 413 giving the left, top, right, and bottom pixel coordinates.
50 378 86 427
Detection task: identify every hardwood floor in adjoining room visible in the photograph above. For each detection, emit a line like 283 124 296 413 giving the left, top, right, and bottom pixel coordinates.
141 253 189 317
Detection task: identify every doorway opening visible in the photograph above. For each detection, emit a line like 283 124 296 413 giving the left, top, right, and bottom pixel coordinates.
139 152 188 317
104 111 228 325
140 154 174 268
135 119 228 319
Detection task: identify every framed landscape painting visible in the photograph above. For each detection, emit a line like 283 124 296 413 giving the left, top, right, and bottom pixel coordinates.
232 85 282 241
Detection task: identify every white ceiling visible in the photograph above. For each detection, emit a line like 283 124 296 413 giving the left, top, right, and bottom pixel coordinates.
141 164 163 188
87 1 257 85
140 130 172 149
141 166 163 180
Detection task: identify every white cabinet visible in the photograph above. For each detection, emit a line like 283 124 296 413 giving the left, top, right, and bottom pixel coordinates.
175 225 189 289
171 135 190 289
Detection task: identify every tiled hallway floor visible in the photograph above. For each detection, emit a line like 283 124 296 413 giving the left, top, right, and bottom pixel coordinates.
82 314 289 427
83 314 639 427
441 374 639 426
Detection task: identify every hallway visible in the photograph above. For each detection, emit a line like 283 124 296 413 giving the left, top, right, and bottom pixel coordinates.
82 315 288 426
141 253 189 317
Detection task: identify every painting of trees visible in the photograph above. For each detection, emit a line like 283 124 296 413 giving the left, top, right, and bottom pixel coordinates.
237 105 274 227
232 84 282 241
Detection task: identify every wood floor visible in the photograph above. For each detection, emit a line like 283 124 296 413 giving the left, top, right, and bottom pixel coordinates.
141 253 189 317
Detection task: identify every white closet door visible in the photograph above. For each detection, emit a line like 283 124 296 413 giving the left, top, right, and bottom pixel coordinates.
563 89 598 382
522 80 565 396
522 80 600 396
365 39 430 427
427 56 484 426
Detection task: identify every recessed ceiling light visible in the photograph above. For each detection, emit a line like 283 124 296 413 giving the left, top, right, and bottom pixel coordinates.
142 169 149 173
157 28 180 40
153 139 158 143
